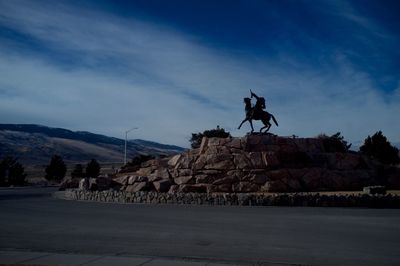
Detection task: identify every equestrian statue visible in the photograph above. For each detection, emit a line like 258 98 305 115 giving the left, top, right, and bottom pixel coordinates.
238 90 278 133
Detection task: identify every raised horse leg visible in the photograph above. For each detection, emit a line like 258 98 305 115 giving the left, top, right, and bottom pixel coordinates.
238 118 254 133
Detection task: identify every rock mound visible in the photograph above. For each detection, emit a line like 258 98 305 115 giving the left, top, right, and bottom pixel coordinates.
115 135 398 193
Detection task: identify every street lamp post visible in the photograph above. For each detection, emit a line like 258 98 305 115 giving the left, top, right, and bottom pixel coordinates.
124 127 138 165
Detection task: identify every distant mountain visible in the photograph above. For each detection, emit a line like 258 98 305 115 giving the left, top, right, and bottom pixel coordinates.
0 124 185 165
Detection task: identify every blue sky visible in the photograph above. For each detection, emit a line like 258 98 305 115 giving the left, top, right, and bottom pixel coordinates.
0 0 399 147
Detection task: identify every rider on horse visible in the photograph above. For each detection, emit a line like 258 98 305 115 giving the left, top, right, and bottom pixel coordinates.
250 90 265 109
250 90 266 120
238 90 278 133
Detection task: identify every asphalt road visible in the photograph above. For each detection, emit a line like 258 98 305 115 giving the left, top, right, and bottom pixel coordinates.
1 187 400 265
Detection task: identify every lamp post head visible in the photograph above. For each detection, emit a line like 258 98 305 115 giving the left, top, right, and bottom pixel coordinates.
126 127 139 134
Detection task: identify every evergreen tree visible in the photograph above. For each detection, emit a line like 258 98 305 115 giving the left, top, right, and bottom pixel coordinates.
0 160 6 186
71 164 85 179
86 159 100 178
0 156 26 186
45 155 67 181
360 131 400 165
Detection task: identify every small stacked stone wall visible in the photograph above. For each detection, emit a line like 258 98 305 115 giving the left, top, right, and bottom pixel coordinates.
60 189 400 208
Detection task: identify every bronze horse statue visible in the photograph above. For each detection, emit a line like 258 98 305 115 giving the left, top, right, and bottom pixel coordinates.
238 91 278 133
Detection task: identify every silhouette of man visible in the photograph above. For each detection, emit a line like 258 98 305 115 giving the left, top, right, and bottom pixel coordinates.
249 90 266 120
250 90 265 109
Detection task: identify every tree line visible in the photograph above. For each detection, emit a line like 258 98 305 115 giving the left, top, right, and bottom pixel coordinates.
0 156 101 186
44 156 101 182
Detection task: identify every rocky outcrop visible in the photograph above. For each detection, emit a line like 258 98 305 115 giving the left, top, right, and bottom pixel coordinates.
113 135 399 193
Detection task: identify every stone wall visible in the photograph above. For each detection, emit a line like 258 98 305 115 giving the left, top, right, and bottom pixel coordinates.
59 189 400 208
114 135 398 193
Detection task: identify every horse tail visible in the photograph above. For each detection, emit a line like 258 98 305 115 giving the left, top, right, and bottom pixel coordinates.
271 114 278 126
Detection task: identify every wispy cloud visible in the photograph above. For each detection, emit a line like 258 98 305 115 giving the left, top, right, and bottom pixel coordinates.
0 0 399 147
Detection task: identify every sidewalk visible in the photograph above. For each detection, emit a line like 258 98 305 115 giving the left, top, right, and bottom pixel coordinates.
0 250 254 266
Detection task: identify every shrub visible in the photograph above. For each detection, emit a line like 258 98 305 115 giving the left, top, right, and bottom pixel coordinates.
190 126 231 149
0 156 27 186
45 155 67 181
318 132 351 152
129 155 154 166
86 159 100 179
360 131 399 165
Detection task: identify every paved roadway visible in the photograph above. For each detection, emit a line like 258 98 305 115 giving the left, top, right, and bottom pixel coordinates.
1 187 400 265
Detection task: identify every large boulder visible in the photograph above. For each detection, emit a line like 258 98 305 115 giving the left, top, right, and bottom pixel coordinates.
174 175 194 185
179 184 209 193
168 154 182 167
153 180 172 192
126 182 149 192
151 168 170 181
213 176 238 185
128 175 148 184
113 175 129 186
233 182 260 193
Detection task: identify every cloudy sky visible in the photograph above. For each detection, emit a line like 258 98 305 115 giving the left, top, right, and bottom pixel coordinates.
0 0 399 147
